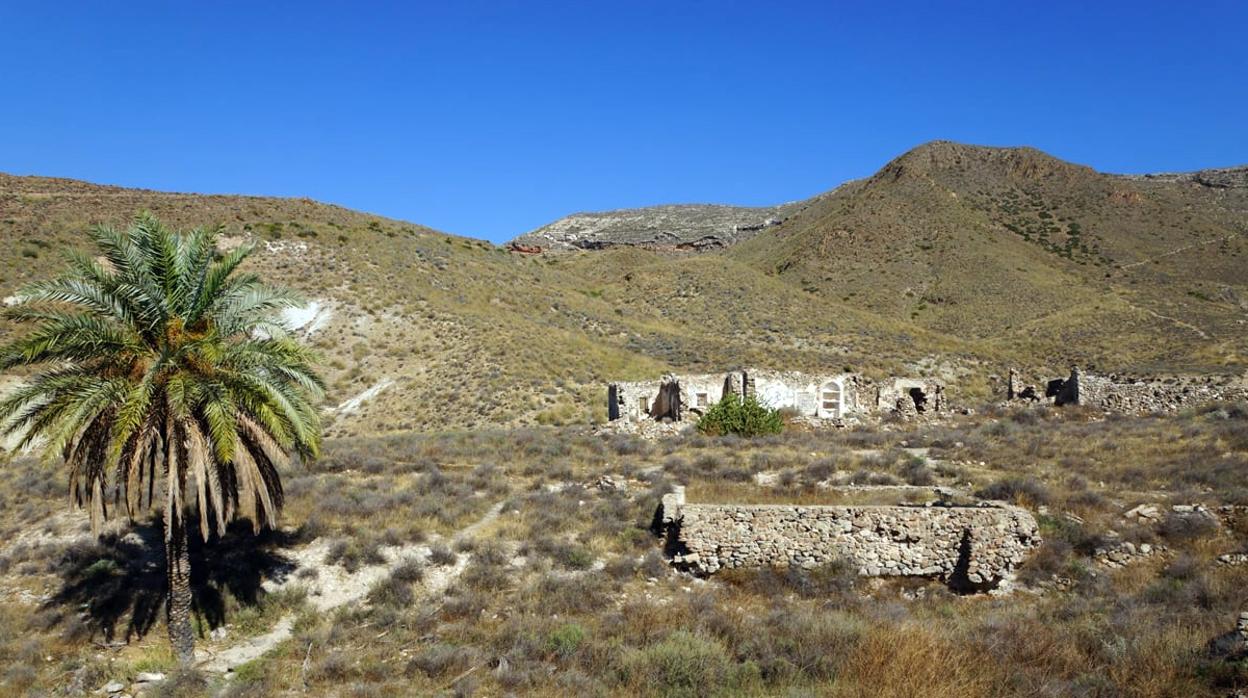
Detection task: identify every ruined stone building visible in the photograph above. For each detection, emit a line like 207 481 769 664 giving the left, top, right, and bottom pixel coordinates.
1007 366 1248 412
607 370 945 423
874 377 948 416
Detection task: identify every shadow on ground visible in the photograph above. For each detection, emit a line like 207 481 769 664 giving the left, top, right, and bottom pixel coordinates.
42 520 300 643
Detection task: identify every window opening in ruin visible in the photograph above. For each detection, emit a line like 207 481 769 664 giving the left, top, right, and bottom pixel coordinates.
696 392 709 408
639 397 649 414
651 381 682 421
821 381 841 415
908 387 928 413
1045 379 1066 398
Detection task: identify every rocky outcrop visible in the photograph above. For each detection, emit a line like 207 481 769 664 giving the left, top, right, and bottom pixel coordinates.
509 202 806 253
658 487 1040 591
1115 165 1248 189
505 241 543 254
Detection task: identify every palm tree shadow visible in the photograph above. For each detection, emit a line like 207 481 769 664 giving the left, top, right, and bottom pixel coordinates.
44 520 301 644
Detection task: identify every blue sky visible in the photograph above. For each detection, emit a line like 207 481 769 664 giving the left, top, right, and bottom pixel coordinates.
2 2 1245 242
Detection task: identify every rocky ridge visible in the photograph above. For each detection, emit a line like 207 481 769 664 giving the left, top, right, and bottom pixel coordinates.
1115 165 1248 189
510 201 808 252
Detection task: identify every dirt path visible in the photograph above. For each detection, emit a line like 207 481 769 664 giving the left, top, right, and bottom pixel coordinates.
1120 233 1238 270
1143 308 1212 339
198 500 505 675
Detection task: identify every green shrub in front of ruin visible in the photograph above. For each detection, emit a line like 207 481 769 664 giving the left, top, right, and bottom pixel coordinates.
696 394 784 437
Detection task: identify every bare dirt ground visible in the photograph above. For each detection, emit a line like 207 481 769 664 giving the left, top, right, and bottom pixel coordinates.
198 501 505 674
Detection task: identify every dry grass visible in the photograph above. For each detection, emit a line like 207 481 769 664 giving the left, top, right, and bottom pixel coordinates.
685 481 941 506
1 405 1246 695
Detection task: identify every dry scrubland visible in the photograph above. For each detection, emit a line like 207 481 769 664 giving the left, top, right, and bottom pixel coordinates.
1 144 1246 695
1 403 1246 696
4 141 1247 438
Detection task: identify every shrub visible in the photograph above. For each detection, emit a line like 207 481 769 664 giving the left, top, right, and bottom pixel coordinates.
1016 539 1073 586
407 643 481 679
554 544 595 570
742 608 864 682
720 560 857 601
697 395 784 438
900 456 935 485
546 622 587 659
1157 511 1219 542
324 538 386 572
150 667 210 697
618 631 759 696
975 476 1050 506
428 543 457 566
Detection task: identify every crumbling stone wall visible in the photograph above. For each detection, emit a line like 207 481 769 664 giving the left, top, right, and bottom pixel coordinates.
750 369 865 420
609 369 937 423
1006 366 1248 413
610 373 732 422
875 378 946 415
659 488 1039 590
1077 372 1248 412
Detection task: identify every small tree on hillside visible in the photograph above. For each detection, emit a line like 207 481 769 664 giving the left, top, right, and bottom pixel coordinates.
696 394 784 437
0 214 323 664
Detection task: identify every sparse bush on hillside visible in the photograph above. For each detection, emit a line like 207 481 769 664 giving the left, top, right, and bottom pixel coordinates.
697 395 784 438
721 560 858 602
617 630 759 695
975 476 1051 506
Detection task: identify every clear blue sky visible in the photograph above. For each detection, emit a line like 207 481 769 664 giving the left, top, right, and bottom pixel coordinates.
2 2 1245 242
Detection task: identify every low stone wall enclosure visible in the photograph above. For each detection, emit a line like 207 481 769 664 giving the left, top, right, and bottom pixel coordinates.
658 487 1040 591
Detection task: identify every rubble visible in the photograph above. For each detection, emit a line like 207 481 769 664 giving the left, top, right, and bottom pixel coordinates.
595 418 690 440
1095 540 1163 568
1124 503 1163 522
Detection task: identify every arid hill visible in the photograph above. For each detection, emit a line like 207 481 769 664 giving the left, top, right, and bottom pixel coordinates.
2 142 1246 436
727 141 1248 369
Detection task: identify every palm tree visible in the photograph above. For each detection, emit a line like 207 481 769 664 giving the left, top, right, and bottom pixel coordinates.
0 214 323 664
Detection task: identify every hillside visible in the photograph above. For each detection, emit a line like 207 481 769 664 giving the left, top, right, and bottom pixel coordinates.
2 143 1246 437
509 201 808 252
0 174 945 438
727 142 1248 371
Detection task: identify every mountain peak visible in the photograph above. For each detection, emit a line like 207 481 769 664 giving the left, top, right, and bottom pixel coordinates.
873 141 1095 184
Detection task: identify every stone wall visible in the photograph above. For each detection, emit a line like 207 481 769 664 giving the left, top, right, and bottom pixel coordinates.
1078 372 1248 412
609 369 942 423
1007 366 1248 413
609 373 733 422
875 377 947 415
659 487 1040 591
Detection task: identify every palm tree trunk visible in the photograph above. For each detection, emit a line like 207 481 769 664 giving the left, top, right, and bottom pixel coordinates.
164 415 196 665
166 516 196 664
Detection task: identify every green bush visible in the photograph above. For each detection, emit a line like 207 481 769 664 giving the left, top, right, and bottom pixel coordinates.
696 395 784 437
547 622 587 659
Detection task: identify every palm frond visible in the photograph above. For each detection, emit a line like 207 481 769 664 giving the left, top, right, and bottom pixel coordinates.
7 213 322 540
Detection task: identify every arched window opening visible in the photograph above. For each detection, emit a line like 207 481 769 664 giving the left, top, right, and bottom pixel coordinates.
820 381 842 417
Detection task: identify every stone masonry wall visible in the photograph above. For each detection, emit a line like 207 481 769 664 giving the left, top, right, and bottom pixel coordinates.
1078 372 1248 413
1007 366 1248 413
660 488 1040 589
610 369 871 423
